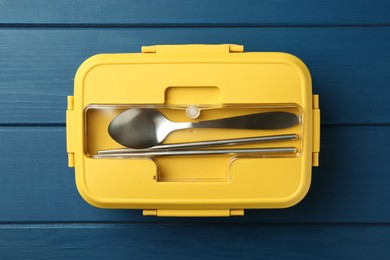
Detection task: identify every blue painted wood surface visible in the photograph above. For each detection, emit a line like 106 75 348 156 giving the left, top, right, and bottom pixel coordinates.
1 28 390 124
1 0 390 26
0 224 389 259
0 1 390 259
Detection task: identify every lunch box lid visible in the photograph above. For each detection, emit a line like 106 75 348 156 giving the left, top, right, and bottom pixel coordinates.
66 44 320 217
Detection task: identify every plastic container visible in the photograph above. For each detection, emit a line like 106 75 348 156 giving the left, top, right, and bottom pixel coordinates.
66 44 320 217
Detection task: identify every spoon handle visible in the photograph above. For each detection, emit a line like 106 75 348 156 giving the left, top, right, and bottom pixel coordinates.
191 112 299 130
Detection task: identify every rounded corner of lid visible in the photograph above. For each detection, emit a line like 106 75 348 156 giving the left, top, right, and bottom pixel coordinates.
281 176 312 208
279 52 312 80
74 54 107 84
75 175 107 209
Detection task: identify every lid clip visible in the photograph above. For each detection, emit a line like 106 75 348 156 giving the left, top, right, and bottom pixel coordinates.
312 94 320 167
143 209 244 217
66 96 75 168
142 44 244 54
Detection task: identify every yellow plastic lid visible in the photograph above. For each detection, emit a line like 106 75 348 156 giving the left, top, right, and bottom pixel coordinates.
66 44 320 217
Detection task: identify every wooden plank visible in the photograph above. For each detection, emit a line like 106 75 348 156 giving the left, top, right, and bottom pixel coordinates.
0 224 389 259
0 0 390 26
0 28 389 125
0 125 389 223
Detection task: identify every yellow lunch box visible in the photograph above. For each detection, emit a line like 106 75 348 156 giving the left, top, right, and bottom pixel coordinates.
66 44 320 217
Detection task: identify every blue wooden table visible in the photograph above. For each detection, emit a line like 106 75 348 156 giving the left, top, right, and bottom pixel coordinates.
1 1 390 259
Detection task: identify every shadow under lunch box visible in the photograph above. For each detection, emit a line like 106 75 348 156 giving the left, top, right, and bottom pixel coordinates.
66 44 320 217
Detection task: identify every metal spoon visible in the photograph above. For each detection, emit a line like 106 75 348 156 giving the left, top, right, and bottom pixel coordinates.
108 108 299 149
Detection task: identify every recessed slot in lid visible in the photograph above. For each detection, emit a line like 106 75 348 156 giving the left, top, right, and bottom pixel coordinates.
165 86 221 105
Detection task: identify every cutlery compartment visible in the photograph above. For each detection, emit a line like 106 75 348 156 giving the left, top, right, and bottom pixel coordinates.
84 104 303 181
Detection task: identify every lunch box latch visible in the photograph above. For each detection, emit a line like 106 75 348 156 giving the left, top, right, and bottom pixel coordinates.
141 44 244 54
66 96 75 168
312 94 320 167
143 209 245 217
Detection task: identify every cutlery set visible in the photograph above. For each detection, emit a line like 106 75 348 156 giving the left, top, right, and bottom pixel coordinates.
95 108 300 158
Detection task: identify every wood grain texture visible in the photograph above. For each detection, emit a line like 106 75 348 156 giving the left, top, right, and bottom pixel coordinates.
0 28 390 124
1 1 389 258
0 0 390 26
0 224 389 260
0 126 389 223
